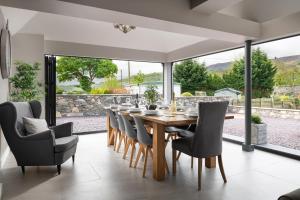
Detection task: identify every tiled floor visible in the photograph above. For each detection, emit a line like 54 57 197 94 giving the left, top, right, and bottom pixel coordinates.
1 133 299 200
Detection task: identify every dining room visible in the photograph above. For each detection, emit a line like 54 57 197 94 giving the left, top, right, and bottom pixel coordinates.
1 0 300 200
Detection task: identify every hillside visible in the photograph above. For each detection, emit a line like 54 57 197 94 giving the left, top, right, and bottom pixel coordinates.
121 72 163 83
206 54 300 72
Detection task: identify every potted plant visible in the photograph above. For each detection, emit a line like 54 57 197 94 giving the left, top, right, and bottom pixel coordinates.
144 85 159 110
251 115 267 145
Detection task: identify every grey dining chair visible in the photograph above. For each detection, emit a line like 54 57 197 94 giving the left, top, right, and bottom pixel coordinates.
172 101 229 190
120 114 138 167
116 113 127 153
132 116 169 177
107 109 120 151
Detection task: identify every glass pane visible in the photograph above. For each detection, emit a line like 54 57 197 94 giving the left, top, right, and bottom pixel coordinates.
56 56 163 133
172 48 245 140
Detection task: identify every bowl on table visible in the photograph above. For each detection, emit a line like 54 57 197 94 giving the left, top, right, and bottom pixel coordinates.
143 110 159 116
129 108 142 113
118 106 128 111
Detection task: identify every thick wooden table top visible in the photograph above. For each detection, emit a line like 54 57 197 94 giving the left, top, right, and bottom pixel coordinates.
119 110 234 126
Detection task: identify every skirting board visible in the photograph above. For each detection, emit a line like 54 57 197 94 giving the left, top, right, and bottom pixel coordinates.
0 147 9 168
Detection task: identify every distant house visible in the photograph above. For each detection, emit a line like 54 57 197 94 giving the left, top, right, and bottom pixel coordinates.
214 88 241 99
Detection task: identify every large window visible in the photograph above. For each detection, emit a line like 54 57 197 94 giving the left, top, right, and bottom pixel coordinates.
172 48 245 139
56 56 163 133
172 35 300 152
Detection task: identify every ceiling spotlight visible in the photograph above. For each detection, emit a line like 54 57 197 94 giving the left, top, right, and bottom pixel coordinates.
114 24 136 34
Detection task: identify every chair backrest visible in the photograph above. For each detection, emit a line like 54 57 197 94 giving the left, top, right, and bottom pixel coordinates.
192 101 229 157
107 109 119 129
116 113 125 133
120 114 137 139
0 101 41 155
132 116 152 146
10 101 41 136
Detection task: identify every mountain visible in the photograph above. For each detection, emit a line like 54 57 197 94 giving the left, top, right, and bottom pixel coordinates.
206 54 300 73
206 62 232 72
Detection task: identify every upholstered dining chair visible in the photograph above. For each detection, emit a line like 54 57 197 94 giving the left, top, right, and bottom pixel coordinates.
172 101 229 190
132 116 169 177
107 109 120 151
0 101 79 174
116 113 127 153
165 124 196 168
120 114 138 167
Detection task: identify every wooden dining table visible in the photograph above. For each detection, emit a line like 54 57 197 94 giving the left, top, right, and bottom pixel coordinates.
106 109 234 181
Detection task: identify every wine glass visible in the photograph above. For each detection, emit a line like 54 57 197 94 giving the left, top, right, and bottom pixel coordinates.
116 96 121 105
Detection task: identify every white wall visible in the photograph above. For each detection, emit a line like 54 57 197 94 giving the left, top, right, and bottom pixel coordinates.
11 33 45 117
0 10 10 168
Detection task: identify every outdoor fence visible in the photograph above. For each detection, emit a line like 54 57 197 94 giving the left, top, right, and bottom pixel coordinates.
232 98 300 110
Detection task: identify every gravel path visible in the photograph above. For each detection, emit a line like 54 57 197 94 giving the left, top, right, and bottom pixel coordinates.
57 114 300 150
223 114 300 150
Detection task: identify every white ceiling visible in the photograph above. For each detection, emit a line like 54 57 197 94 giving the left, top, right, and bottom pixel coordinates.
220 0 300 23
1 6 207 53
1 0 300 62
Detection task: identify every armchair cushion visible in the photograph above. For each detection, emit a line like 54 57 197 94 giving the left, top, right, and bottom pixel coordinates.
51 122 73 138
23 117 49 135
278 188 300 200
55 135 79 153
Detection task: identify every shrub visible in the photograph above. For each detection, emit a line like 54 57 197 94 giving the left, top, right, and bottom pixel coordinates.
144 85 159 105
181 92 193 97
9 61 42 101
90 87 109 94
102 77 121 91
279 95 290 101
251 115 262 124
56 87 64 94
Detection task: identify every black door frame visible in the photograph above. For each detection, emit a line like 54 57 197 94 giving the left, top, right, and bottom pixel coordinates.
45 55 56 126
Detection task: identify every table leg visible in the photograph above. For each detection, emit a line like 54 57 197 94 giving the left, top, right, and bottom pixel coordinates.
106 112 114 146
205 157 216 168
152 123 165 181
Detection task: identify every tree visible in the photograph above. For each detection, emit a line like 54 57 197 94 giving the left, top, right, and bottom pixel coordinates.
206 73 227 95
173 59 208 94
223 48 277 98
57 57 118 92
9 62 42 101
133 70 145 94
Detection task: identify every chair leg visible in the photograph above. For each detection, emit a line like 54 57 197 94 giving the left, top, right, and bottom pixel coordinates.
108 129 115 146
164 156 169 174
116 134 124 153
191 157 194 168
57 165 61 175
114 130 120 151
21 166 25 175
176 152 181 161
142 146 149 177
122 138 130 159
172 149 176 175
134 145 143 168
198 158 202 191
129 142 135 168
72 155 75 163
218 155 227 183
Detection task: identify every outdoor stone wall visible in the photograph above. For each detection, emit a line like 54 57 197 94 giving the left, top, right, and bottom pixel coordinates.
56 94 137 117
274 85 300 95
56 95 230 117
228 106 300 120
56 94 300 119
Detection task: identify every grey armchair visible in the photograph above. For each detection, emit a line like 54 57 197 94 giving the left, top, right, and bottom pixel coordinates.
0 101 79 174
172 101 229 190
